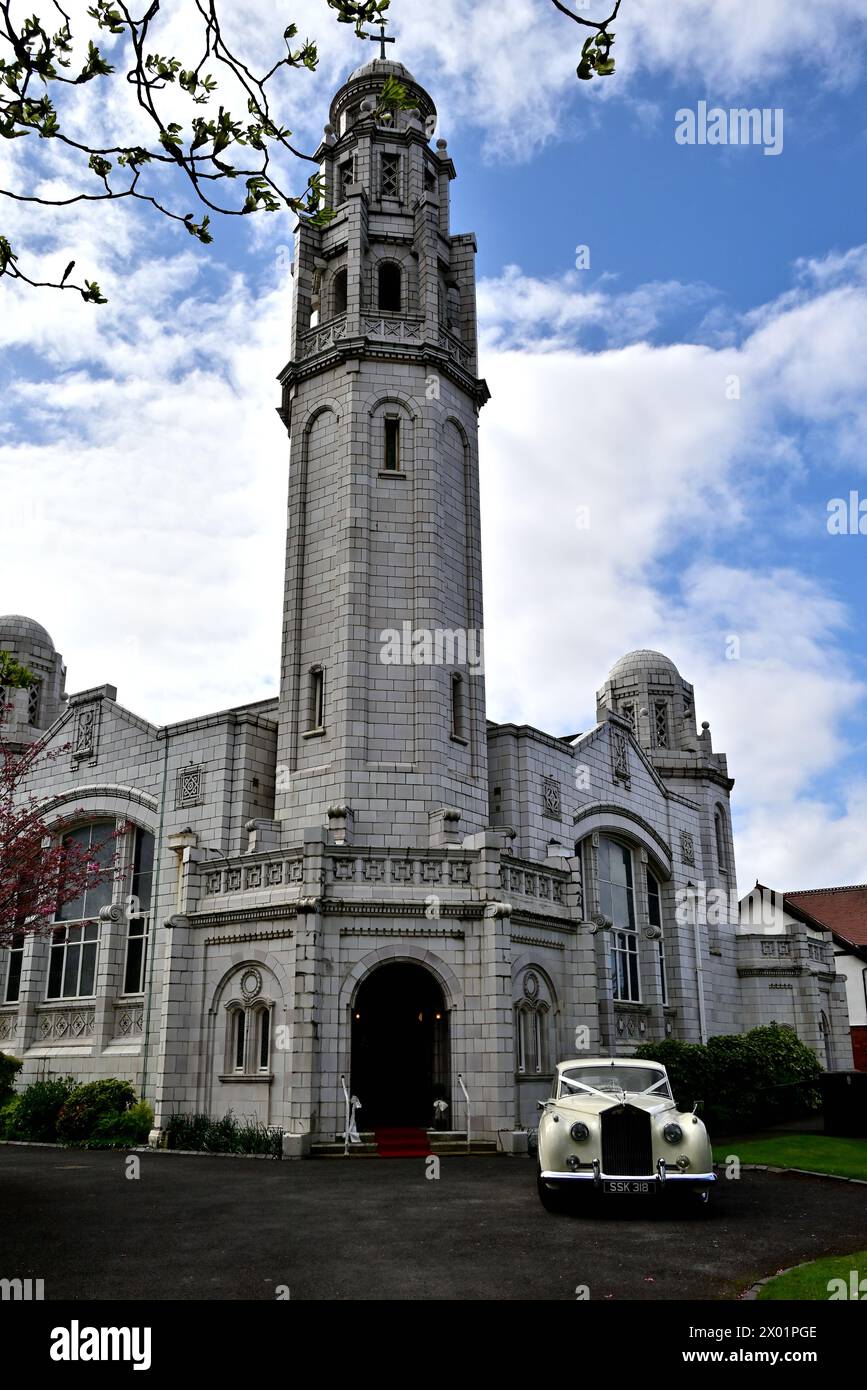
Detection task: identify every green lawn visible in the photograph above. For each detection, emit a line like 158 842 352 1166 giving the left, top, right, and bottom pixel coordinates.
758 1251 867 1301
712 1134 867 1181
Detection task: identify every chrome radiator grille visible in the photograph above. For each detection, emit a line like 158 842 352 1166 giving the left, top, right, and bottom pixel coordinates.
601 1106 653 1175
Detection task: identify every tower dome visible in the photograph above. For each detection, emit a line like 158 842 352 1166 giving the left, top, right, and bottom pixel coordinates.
347 56 417 85
0 614 67 741
607 649 681 685
597 649 696 755
0 613 56 656
328 54 436 137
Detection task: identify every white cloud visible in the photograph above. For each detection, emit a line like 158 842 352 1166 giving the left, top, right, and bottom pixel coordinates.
476 250 867 891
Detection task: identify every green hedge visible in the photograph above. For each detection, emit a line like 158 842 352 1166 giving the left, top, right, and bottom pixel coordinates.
165 1110 282 1157
0 1052 22 1104
1 1075 152 1147
633 1024 823 1133
56 1079 136 1142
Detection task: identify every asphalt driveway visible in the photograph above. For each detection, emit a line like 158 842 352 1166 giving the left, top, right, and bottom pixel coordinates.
3 1144 867 1300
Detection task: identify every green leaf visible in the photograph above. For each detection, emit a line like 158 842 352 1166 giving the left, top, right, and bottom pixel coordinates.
183 213 213 245
81 280 108 305
0 236 18 273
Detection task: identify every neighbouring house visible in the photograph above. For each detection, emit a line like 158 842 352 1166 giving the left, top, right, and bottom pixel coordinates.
782 887 867 1071
738 884 855 1070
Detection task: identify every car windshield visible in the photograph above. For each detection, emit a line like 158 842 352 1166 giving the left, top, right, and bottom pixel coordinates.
558 1066 671 1099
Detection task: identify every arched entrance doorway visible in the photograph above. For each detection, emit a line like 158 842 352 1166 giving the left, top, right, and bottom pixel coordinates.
350 962 450 1128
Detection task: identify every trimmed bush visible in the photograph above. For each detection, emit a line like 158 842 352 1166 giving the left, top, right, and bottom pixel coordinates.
0 1052 22 1104
6 1077 75 1141
634 1023 823 1133
56 1079 136 1143
88 1100 154 1148
165 1110 281 1157
0 1095 21 1138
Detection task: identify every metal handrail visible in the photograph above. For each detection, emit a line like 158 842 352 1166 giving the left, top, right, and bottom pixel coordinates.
457 1072 471 1152
340 1074 361 1153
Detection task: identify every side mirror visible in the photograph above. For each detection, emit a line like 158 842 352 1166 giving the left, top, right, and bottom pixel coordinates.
537 1099 551 1111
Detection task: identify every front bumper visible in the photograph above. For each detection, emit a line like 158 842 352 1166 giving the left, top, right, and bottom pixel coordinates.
540 1158 716 1187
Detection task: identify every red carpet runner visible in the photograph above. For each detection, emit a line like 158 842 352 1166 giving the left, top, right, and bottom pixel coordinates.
374 1127 432 1158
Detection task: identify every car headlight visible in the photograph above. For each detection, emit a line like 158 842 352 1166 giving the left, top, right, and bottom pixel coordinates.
570 1121 590 1142
663 1123 683 1144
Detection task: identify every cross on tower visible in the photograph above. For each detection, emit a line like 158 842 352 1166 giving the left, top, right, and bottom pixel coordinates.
364 21 395 61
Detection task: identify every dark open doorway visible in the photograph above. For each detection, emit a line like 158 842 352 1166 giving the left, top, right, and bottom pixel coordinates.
350 962 450 1128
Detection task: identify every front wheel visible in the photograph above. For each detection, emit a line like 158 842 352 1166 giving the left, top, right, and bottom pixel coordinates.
536 1163 567 1214
688 1184 715 1213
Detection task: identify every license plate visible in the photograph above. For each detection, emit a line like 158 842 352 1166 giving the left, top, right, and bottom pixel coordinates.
602 1180 650 1194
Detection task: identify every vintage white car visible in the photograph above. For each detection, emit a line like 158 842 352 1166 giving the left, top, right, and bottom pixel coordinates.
536 1057 716 1211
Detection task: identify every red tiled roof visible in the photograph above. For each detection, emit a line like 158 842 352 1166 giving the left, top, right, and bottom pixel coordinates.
785 886 867 950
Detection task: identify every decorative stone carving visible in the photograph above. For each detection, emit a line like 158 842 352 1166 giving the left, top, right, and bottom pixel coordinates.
176 764 203 809
542 777 561 819
37 1009 95 1041
680 830 695 866
73 705 98 760
240 969 263 1002
611 726 630 783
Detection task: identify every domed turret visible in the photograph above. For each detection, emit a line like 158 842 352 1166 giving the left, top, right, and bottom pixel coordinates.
0 614 67 743
0 613 56 656
596 648 697 755
328 56 436 140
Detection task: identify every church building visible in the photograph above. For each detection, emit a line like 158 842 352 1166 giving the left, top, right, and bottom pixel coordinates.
0 55 852 1147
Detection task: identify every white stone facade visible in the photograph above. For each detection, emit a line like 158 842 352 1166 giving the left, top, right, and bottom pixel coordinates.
0 59 852 1143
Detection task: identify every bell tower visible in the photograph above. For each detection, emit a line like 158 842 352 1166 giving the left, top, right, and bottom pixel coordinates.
275 55 491 848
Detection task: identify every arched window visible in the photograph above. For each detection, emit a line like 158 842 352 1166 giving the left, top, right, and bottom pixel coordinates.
714 806 728 873
515 1003 550 1074
48 821 116 1000
378 261 402 313
646 868 667 1005
514 970 554 1075
123 826 154 995
307 666 324 733
256 1006 271 1072
232 1008 246 1071
598 836 640 1002
450 672 465 741
333 267 348 316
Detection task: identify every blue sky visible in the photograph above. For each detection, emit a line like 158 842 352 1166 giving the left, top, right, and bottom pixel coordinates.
2 0 867 893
